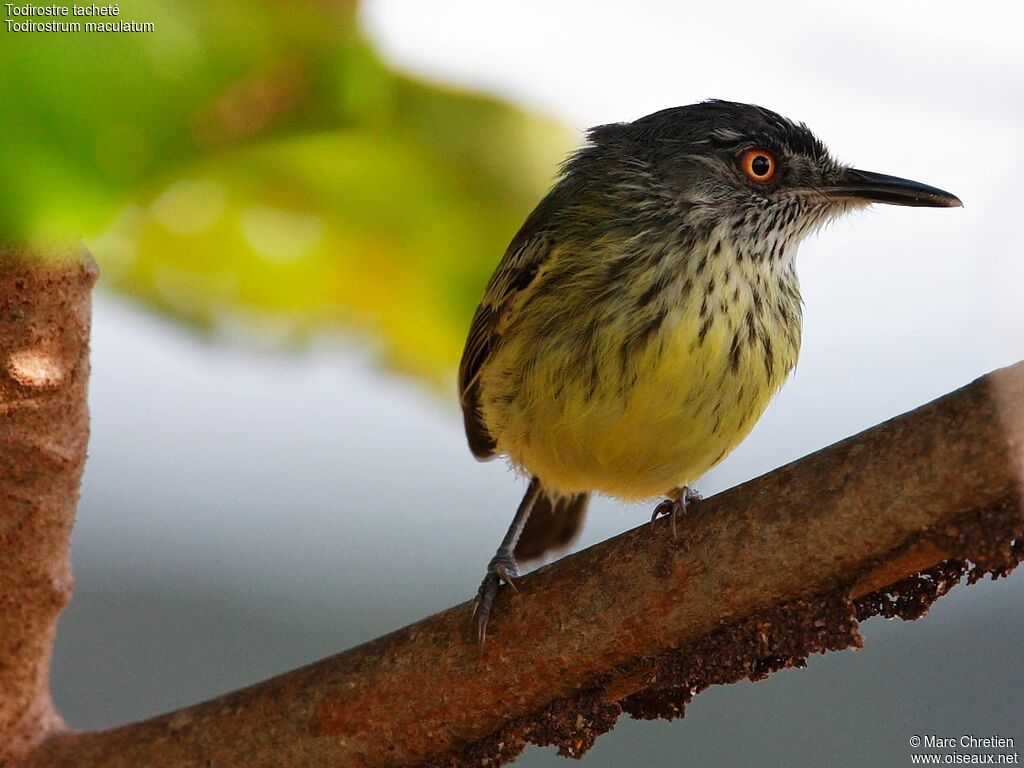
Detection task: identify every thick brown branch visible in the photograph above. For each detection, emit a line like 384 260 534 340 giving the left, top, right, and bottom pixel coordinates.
0 246 96 764
19 360 1024 767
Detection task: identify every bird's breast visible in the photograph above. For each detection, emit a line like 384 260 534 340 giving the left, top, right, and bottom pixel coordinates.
479 238 803 499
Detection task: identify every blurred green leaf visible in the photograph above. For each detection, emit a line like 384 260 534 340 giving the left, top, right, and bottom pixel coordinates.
0 0 570 381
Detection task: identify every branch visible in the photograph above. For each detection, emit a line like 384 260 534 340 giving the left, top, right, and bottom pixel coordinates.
0 246 97 764
18 352 1024 763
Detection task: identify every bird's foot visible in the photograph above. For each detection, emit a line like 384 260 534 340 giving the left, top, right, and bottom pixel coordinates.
472 552 520 645
650 486 701 539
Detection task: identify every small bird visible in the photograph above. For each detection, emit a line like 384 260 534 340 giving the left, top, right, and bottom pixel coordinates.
458 100 960 642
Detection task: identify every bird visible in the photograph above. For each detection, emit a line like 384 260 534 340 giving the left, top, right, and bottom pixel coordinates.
458 100 961 643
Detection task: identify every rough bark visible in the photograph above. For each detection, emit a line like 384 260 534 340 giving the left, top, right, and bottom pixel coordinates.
17 357 1024 767
0 246 96 764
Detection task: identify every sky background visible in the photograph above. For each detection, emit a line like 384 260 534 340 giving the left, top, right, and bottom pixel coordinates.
50 1 1023 766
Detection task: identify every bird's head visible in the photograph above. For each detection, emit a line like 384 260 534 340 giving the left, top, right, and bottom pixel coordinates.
571 100 961 261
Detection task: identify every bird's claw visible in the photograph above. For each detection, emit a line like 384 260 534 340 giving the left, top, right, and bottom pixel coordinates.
472 552 521 645
491 557 520 590
472 572 500 645
650 486 701 539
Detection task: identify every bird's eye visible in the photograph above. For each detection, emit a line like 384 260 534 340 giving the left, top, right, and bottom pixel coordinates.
740 149 777 182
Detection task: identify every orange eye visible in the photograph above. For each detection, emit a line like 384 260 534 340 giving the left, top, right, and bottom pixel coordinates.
740 149 777 182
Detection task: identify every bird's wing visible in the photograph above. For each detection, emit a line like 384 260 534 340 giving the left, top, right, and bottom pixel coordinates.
458 231 554 460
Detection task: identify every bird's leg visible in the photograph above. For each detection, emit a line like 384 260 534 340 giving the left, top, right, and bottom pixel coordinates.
473 478 543 645
650 485 701 539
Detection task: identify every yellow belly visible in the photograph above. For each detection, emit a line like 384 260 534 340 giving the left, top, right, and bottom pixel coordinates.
479 287 800 500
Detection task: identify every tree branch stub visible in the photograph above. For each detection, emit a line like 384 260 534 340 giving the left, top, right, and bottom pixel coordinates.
1 246 97 764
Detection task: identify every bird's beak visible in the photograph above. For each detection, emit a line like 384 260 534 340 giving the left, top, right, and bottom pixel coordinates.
828 168 962 208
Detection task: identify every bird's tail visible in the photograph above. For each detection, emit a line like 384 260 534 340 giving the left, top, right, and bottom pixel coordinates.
513 479 589 562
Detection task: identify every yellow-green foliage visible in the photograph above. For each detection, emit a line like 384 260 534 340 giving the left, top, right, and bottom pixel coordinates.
0 1 569 382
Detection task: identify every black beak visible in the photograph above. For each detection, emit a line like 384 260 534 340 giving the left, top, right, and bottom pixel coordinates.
829 168 962 208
